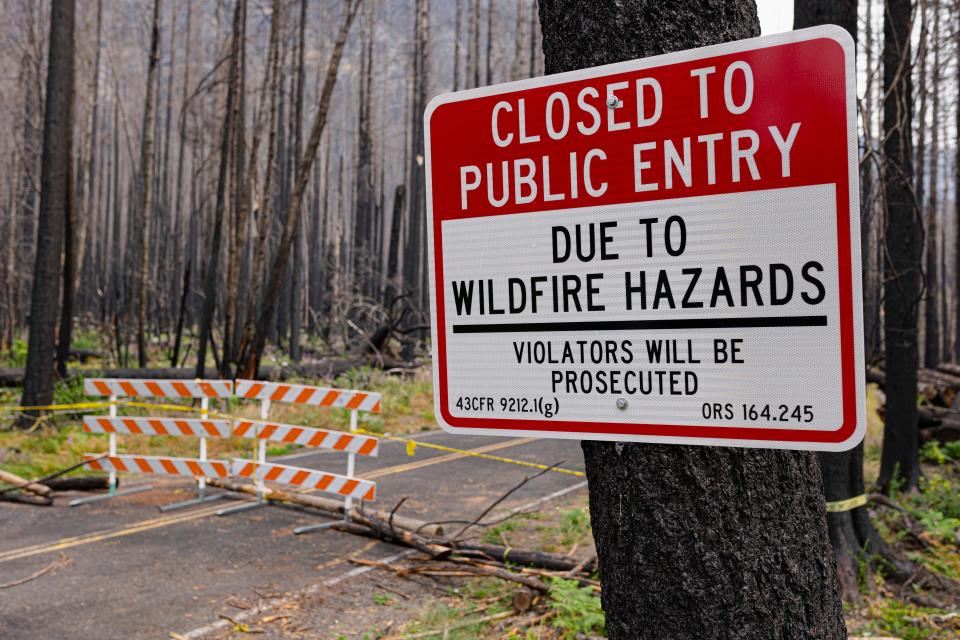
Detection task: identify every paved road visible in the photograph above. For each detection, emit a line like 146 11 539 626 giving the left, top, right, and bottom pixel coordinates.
0 430 585 639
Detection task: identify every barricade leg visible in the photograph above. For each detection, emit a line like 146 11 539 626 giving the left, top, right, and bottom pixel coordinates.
160 397 231 512
216 399 271 516
70 394 153 507
293 409 358 535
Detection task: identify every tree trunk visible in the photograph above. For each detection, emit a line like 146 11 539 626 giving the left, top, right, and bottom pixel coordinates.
955 0 960 363
55 118 78 380
453 0 462 91
16 0 75 429
919 1 941 369
538 2 845 637
878 0 920 492
196 0 243 378
237 0 362 378
862 0 881 364
793 0 904 603
136 0 162 368
289 0 308 364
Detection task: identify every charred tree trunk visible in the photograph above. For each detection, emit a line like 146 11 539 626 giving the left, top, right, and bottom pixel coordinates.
919 1 942 369
17 0 75 429
289 0 308 363
196 0 242 378
384 184 405 305
55 117 78 380
453 0 462 91
136 0 162 368
878 0 921 491
238 0 362 378
793 0 903 603
538 2 845 637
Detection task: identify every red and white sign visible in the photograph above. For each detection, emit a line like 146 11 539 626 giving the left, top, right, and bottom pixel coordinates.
425 26 864 451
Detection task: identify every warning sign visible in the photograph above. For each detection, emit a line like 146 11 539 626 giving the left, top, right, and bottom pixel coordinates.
425 26 864 451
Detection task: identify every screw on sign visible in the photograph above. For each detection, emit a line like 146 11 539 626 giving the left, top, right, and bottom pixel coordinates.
425 26 864 451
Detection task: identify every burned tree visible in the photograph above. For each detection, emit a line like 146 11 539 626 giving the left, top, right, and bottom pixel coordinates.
537 1 845 637
17 0 76 429
878 0 921 492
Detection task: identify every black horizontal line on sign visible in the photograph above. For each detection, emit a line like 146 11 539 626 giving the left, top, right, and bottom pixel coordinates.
451 315 829 334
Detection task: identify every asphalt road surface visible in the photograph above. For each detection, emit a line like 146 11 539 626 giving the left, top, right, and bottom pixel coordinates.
0 430 586 639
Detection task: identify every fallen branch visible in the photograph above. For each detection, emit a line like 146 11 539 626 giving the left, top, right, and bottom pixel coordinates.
41 476 112 492
452 541 597 573
0 492 53 506
206 477 443 536
0 454 108 497
0 468 52 498
0 554 71 589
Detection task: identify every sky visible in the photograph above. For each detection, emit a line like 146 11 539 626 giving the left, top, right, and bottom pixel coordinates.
757 0 795 35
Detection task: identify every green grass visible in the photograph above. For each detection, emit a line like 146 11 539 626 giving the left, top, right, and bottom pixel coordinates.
857 598 958 640
1 338 29 368
536 506 592 553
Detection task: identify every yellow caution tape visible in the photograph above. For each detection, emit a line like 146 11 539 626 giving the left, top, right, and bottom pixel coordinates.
0 401 113 412
825 494 867 513
358 428 586 477
2 398 586 478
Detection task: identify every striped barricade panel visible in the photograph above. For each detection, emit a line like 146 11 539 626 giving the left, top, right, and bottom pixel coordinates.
234 379 381 413
83 416 233 438
231 459 376 501
232 420 379 456
83 454 230 478
83 378 234 399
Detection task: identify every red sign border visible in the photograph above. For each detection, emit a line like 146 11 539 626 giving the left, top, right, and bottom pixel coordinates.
425 26 865 452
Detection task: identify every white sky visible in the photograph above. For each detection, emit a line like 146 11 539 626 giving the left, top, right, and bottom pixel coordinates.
757 0 795 35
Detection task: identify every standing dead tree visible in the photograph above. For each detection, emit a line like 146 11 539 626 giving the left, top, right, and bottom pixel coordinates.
135 0 163 368
879 0 922 492
236 0 363 378
196 0 244 378
537 2 845 637
16 0 75 429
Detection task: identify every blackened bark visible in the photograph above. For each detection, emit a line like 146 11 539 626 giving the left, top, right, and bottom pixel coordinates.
956 4 960 362
55 117 77 379
539 2 845 637
17 0 75 428
137 0 162 368
878 0 920 491
385 184 405 305
795 0 897 602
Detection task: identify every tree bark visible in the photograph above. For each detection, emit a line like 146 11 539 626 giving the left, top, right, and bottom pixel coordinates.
919 1 941 370
955 0 960 363
136 0 162 368
16 0 75 429
538 2 845 637
878 0 920 492
793 0 902 603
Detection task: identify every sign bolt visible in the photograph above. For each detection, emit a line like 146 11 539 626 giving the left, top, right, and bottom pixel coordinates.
616 398 628 410
606 96 621 108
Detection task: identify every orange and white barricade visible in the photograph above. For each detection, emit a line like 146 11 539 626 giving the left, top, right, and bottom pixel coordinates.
231 459 376 501
75 378 235 510
219 380 381 527
84 454 231 479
